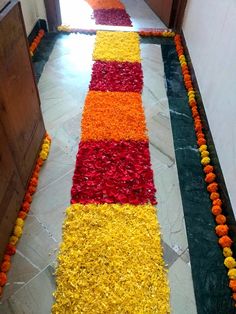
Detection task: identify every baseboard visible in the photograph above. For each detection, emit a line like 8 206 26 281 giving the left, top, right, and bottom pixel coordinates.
28 19 48 44
181 31 236 246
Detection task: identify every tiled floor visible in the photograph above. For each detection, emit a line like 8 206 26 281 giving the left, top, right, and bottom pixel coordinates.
0 2 198 313
0 34 197 314
59 0 166 29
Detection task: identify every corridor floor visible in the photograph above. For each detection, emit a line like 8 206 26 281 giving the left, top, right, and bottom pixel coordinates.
0 1 234 314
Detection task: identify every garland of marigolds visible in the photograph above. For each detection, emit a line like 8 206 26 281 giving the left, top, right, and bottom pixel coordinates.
29 29 45 57
174 34 236 303
0 134 51 296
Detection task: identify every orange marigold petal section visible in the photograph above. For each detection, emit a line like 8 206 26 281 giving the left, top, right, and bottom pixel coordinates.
81 91 148 141
85 0 125 10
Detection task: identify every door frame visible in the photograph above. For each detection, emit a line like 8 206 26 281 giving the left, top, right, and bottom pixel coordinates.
44 0 61 31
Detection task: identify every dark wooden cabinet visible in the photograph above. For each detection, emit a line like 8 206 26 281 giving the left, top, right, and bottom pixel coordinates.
145 0 187 30
0 1 46 259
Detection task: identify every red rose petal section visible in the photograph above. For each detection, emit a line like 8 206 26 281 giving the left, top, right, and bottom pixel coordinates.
71 140 157 205
89 61 143 93
93 9 132 26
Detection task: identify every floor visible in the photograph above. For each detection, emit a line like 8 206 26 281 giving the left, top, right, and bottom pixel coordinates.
59 0 166 29
0 1 226 313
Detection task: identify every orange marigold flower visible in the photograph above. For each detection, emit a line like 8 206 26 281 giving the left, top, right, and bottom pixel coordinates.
210 192 220 200
207 182 218 193
18 211 27 220
219 235 233 248
215 214 226 225
1 261 10 273
204 165 214 173
229 280 236 292
205 172 216 183
3 255 10 262
22 201 30 213
24 193 32 203
0 272 7 287
232 293 236 301
197 138 206 146
213 198 222 206
212 205 222 216
215 225 229 237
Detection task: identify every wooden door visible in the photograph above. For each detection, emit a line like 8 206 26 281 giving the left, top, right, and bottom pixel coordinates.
0 1 45 189
0 122 25 261
145 0 187 30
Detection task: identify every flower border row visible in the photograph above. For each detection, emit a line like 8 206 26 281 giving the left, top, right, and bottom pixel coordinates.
173 34 236 303
29 29 45 57
57 25 175 37
0 133 51 295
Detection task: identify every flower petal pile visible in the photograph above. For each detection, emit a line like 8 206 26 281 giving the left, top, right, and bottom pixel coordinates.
81 91 147 141
53 29 170 312
93 9 132 26
93 31 141 62
71 140 156 205
89 61 143 92
52 204 170 314
85 0 125 10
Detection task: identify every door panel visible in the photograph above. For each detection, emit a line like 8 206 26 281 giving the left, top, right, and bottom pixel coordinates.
145 0 173 27
0 122 25 261
0 2 45 188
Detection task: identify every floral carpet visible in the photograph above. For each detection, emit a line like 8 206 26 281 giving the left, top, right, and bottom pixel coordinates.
52 30 170 313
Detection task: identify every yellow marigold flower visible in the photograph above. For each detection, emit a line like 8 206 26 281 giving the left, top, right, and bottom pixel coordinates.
228 268 236 279
199 145 207 152
224 257 236 269
223 247 233 257
201 150 209 158
9 236 18 246
14 226 22 238
15 218 24 227
40 150 48 160
201 157 211 165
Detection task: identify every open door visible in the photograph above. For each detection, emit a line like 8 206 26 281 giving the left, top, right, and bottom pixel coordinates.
145 0 187 30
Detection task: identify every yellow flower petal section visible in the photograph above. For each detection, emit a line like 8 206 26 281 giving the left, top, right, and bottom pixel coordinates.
93 31 141 62
52 203 170 314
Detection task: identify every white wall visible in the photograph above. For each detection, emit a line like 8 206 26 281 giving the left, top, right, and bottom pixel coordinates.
20 0 47 35
183 1 236 214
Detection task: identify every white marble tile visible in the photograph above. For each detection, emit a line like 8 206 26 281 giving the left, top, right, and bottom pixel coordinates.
169 258 197 314
123 0 166 28
141 44 189 256
0 264 56 314
31 170 73 242
0 252 39 301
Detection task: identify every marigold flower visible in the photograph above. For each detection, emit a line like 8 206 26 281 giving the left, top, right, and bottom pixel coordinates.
199 145 208 153
201 157 210 166
14 226 22 238
215 214 226 225
0 272 7 287
215 225 229 237
205 172 216 183
207 182 218 193
210 192 220 200
212 205 222 215
9 236 18 246
219 235 233 248
223 247 233 257
228 269 236 280
5 244 16 256
224 257 236 269
229 280 236 291
1 261 10 273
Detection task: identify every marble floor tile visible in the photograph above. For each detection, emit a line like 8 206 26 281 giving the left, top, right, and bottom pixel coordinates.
169 258 197 314
31 170 73 242
0 252 39 302
0 264 56 314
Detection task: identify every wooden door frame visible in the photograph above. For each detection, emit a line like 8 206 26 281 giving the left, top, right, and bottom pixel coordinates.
44 0 61 31
145 0 187 30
